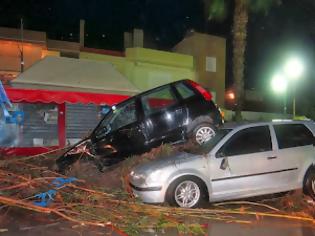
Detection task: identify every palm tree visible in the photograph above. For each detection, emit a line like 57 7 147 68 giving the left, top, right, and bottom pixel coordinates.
205 0 279 121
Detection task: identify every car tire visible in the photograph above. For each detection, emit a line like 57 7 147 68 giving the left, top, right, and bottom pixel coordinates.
303 169 315 200
166 176 208 208
190 122 216 145
186 116 217 145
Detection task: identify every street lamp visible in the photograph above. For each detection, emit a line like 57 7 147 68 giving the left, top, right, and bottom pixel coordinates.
284 57 304 80
271 73 288 114
283 57 304 117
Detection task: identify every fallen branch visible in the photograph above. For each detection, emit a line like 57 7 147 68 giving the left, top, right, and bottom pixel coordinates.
1 146 314 236
20 222 60 231
213 201 281 212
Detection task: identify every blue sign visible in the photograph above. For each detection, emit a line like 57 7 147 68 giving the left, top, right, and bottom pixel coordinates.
0 81 12 121
5 111 24 124
0 81 11 106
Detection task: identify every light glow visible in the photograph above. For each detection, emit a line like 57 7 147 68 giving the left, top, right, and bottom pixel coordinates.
227 92 235 100
284 57 304 80
271 73 288 94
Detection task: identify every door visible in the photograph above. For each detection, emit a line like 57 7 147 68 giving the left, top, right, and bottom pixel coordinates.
93 98 146 157
272 123 315 188
141 85 184 145
210 125 282 201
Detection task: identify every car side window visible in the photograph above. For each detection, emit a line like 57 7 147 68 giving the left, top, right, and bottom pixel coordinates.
175 83 195 99
273 124 314 149
217 126 272 157
141 86 177 116
109 99 137 131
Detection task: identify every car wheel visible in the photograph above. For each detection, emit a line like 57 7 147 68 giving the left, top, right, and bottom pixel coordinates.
192 123 216 145
166 176 208 208
304 170 315 200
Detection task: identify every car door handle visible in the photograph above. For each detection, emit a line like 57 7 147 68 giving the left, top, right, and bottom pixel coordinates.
267 156 277 160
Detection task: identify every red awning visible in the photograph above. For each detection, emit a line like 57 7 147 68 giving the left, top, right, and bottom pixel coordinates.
5 87 129 105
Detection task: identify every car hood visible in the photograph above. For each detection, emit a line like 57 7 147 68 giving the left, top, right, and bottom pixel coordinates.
132 151 206 175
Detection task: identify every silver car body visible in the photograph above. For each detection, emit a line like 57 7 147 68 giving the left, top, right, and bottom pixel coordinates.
129 120 315 204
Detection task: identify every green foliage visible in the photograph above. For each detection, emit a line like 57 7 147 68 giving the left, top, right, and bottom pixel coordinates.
177 223 205 235
158 143 175 157
155 214 169 233
123 223 140 236
249 0 281 14
124 216 149 236
207 0 279 21
177 223 190 234
189 224 206 235
208 0 229 21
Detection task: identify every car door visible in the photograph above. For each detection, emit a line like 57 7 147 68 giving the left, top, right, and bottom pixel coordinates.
140 85 184 145
93 98 146 156
272 123 315 189
209 125 284 201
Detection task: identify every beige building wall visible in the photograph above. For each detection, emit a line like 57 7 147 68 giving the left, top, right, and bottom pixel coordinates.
174 32 226 107
124 48 195 90
80 47 196 92
0 40 43 72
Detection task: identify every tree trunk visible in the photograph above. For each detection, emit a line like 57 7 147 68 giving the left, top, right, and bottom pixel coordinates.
232 0 248 121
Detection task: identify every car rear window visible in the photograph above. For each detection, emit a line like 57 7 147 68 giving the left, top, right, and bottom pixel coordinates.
273 124 314 149
175 83 195 99
141 86 177 116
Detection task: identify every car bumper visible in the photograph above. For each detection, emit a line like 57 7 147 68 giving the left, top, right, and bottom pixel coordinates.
130 182 165 203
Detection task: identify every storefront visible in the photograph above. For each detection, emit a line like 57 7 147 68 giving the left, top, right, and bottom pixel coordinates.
0 56 139 156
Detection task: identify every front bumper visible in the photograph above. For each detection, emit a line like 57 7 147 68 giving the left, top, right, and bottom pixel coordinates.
130 182 165 204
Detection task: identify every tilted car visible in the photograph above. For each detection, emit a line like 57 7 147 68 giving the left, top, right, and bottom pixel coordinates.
129 120 315 208
56 79 223 171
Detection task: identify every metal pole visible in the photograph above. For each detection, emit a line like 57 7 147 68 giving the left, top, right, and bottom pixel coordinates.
283 90 287 114
293 96 296 118
292 82 296 118
20 18 24 73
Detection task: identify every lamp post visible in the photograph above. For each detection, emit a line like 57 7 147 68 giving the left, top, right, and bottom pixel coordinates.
283 57 304 118
271 73 288 114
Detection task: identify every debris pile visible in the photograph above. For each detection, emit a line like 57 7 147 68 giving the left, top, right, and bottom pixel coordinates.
0 146 314 235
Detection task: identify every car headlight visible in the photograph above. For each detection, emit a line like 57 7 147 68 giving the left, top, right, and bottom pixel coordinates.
130 171 146 186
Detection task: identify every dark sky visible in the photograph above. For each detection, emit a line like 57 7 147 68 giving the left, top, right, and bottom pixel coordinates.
1 0 315 94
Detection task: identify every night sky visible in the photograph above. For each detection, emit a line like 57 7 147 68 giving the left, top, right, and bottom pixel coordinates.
1 0 315 103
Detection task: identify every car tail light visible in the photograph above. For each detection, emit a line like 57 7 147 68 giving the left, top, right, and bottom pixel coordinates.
186 80 212 101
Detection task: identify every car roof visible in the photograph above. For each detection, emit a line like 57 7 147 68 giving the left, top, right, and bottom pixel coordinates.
113 79 188 106
222 119 315 130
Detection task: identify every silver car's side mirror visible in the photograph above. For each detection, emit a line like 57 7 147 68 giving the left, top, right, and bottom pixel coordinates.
220 157 229 170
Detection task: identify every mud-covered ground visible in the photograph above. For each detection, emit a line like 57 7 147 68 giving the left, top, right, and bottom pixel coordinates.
0 145 315 236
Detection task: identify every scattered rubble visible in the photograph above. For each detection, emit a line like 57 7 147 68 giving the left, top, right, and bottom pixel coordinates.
0 145 314 235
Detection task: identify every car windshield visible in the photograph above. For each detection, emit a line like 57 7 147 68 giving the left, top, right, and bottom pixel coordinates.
183 129 232 155
94 99 137 138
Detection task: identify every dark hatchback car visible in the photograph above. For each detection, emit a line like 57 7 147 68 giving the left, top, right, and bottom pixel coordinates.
56 79 223 171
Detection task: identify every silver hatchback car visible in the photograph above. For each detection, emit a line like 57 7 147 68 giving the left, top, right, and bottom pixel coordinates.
129 120 315 208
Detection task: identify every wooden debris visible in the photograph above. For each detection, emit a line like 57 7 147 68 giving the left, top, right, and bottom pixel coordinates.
0 146 314 235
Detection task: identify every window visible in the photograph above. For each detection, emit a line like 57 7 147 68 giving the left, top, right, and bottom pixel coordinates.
110 100 137 131
97 99 137 135
142 86 177 115
274 124 314 149
217 126 272 157
175 83 195 99
0 103 59 147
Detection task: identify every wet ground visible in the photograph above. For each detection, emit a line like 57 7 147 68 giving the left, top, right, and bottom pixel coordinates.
1 210 314 236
